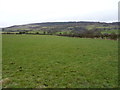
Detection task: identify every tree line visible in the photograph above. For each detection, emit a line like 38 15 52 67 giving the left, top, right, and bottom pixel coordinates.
2 30 119 40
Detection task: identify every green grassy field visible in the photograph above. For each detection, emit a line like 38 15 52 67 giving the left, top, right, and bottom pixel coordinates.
101 30 118 34
2 35 118 88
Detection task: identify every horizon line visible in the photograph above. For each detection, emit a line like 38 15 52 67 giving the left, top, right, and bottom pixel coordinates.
1 20 118 28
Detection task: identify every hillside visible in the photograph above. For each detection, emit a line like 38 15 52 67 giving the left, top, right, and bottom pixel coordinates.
2 21 118 33
2 21 119 40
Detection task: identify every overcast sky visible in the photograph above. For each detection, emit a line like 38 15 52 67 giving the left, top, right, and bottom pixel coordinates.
0 0 119 28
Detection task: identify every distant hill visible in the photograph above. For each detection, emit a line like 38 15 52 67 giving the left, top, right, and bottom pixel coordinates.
2 21 119 35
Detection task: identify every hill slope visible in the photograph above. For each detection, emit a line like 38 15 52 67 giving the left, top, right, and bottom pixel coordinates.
2 21 118 34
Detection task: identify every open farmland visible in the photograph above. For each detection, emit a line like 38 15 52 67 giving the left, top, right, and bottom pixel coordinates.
2 35 118 88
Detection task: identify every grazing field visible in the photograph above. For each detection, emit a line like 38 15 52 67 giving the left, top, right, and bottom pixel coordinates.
2 35 118 88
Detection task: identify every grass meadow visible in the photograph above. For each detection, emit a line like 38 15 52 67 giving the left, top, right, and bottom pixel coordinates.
2 35 118 88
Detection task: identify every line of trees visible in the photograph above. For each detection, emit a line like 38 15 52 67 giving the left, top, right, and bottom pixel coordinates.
2 30 119 40
57 31 119 40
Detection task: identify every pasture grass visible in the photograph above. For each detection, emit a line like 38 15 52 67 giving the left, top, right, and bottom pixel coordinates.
2 35 118 88
101 30 118 34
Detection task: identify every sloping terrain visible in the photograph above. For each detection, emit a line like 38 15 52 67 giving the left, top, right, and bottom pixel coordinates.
2 22 118 34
